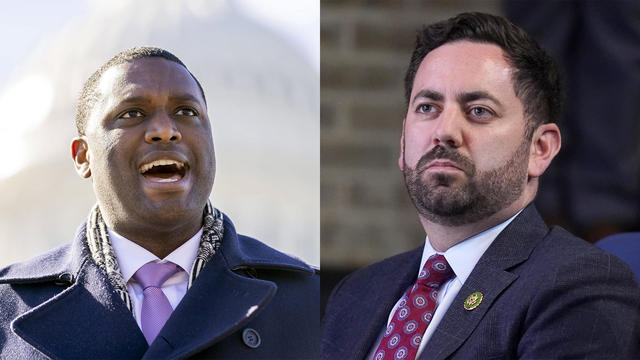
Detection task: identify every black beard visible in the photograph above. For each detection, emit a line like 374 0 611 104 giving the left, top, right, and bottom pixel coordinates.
403 142 529 226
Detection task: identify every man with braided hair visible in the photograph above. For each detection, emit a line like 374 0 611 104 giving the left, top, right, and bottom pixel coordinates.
0 47 318 359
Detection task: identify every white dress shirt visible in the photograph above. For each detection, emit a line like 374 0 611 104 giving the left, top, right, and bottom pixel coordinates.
368 210 522 359
108 227 203 330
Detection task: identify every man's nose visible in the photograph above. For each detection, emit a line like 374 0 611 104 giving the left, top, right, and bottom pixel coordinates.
145 112 182 144
432 107 463 148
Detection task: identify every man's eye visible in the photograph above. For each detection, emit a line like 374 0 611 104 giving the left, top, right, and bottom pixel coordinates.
418 104 435 113
176 108 197 116
120 110 144 119
471 107 487 116
469 106 493 119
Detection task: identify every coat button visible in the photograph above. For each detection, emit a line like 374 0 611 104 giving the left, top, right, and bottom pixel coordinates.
242 328 261 349
54 273 74 286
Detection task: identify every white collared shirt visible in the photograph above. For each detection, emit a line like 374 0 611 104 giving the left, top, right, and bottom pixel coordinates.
109 227 203 329
368 210 522 359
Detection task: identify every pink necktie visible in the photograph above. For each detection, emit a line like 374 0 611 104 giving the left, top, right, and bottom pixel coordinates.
133 261 180 344
373 254 454 360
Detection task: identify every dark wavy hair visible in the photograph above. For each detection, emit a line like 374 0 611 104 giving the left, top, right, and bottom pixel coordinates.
404 12 562 138
75 46 206 135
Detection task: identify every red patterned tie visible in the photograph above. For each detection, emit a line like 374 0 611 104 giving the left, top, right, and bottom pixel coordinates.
373 254 454 360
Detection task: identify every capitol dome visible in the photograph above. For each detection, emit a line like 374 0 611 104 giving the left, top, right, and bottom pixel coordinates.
0 0 319 266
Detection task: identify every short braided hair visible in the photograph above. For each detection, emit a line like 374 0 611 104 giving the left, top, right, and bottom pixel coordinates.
76 46 206 135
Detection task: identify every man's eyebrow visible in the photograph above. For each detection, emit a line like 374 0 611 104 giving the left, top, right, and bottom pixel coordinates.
117 96 150 106
457 91 503 107
115 93 204 106
170 93 204 104
412 89 444 103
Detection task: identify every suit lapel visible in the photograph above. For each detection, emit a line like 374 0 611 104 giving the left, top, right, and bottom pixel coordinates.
334 248 422 359
420 205 549 360
419 266 517 360
12 256 147 359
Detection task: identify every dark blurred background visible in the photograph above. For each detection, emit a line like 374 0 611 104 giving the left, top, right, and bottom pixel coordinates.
321 0 640 312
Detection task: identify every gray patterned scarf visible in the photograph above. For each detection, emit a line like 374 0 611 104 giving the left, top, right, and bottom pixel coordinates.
86 201 224 314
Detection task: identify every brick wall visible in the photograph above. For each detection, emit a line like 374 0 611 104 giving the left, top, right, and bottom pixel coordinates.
321 0 503 269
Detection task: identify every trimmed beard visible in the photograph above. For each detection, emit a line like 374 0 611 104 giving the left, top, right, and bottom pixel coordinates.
403 140 530 226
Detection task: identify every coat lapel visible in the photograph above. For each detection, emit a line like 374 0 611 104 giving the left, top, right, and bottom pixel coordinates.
7 215 312 359
143 215 305 359
10 228 147 359
143 256 277 359
420 205 549 360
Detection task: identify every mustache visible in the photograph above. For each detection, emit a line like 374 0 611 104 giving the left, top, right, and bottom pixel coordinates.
414 145 475 175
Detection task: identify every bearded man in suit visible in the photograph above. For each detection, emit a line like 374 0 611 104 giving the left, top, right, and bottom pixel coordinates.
322 12 640 360
0 47 318 359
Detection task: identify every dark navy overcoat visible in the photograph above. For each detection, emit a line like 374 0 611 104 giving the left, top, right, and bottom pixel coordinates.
0 215 319 359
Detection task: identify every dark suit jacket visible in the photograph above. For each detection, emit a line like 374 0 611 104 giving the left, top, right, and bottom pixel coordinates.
0 215 319 359
322 205 640 359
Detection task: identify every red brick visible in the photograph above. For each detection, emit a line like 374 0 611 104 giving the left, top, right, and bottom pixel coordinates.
322 62 402 91
321 102 337 129
354 22 417 51
349 102 405 130
322 141 392 168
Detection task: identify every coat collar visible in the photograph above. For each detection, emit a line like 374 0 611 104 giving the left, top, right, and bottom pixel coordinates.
0 224 87 285
7 223 148 359
217 214 315 274
0 213 314 284
2 213 312 359
419 203 550 360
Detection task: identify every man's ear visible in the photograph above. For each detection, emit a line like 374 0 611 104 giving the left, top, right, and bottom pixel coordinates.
398 118 406 171
71 137 91 178
528 123 561 179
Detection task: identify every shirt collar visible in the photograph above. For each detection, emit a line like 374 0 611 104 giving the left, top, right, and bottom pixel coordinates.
108 227 203 283
420 209 523 284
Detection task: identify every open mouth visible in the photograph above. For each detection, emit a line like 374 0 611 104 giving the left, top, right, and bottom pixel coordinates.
139 159 188 183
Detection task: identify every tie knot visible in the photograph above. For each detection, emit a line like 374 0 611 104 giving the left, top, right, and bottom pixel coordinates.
133 261 180 289
417 254 454 288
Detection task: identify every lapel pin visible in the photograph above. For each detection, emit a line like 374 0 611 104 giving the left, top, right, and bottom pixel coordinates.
464 291 483 311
